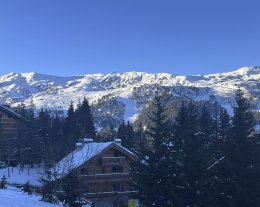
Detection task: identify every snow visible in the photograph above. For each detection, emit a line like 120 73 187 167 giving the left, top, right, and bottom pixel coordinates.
0 165 44 186
55 141 135 177
0 186 60 207
55 142 113 176
0 67 260 123
116 97 139 122
207 156 226 170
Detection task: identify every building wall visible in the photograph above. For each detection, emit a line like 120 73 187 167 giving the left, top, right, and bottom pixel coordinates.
0 109 21 161
76 147 134 207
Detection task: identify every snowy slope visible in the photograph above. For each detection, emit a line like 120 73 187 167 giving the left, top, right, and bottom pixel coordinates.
0 186 60 207
0 165 44 186
0 67 260 125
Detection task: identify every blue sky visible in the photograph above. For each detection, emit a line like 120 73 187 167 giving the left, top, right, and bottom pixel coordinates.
0 0 260 76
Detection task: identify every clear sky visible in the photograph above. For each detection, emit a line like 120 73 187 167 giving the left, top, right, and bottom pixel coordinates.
0 0 260 76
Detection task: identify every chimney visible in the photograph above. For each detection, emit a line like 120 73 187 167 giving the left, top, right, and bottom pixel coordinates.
83 137 94 144
114 138 122 146
75 142 83 150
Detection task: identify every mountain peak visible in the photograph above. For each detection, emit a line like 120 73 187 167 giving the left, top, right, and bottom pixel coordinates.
232 66 260 75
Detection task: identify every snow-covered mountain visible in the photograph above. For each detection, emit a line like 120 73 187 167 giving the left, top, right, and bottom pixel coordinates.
0 67 260 126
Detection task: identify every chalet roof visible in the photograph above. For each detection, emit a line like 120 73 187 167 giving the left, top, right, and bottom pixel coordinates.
55 141 136 177
0 105 23 120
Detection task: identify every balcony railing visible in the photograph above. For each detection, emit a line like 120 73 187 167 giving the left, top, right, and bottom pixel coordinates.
79 173 130 184
83 190 134 200
0 118 13 123
102 157 125 166
1 128 18 133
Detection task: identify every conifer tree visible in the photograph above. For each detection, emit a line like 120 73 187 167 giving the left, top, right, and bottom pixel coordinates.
216 88 260 206
36 108 52 164
173 101 213 206
62 169 83 207
49 114 64 161
131 96 176 207
39 165 58 204
64 102 78 154
0 175 7 189
76 98 96 139
117 120 135 149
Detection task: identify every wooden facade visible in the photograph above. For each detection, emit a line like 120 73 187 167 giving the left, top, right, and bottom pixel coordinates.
0 105 23 163
59 142 137 207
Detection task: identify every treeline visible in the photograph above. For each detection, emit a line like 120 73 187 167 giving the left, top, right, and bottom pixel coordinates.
131 89 260 207
15 98 96 165
14 97 137 166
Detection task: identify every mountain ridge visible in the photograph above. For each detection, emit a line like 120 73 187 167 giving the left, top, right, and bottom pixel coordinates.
0 67 259 126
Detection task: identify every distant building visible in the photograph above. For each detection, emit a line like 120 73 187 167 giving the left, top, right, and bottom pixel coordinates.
55 139 137 207
0 104 24 164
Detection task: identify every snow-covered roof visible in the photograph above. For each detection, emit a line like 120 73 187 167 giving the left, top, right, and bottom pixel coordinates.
55 141 135 177
0 105 23 120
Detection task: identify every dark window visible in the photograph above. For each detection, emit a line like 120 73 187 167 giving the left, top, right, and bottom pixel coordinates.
112 184 121 192
83 185 89 193
112 166 123 173
8 115 11 118
80 168 88 175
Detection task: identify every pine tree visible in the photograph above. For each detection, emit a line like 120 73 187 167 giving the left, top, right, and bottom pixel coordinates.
36 108 52 165
117 120 126 140
39 165 58 204
46 114 63 161
62 169 83 207
216 88 260 206
173 101 213 206
117 120 135 150
131 95 176 207
0 175 7 189
23 181 33 195
76 98 96 139
63 102 79 154
96 126 116 142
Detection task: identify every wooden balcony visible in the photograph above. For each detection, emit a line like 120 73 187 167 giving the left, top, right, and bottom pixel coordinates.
79 173 130 184
102 157 126 166
1 128 18 133
83 190 134 200
0 118 13 124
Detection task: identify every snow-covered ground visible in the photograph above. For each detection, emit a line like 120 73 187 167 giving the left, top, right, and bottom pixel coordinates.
0 186 60 207
0 165 44 186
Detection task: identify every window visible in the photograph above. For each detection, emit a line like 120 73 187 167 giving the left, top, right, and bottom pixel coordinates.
82 185 89 193
112 184 121 192
112 166 123 173
80 168 88 175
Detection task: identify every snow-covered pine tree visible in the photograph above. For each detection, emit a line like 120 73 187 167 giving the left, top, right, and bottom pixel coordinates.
62 169 83 207
0 175 7 189
39 164 58 204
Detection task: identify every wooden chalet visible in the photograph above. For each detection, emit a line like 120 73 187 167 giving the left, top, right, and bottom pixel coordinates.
56 139 137 207
0 104 24 164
